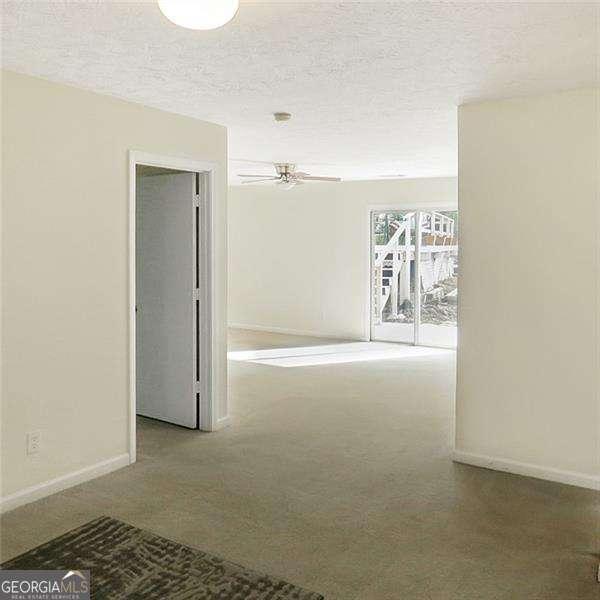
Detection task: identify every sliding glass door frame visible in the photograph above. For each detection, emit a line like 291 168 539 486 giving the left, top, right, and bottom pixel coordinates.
368 205 458 349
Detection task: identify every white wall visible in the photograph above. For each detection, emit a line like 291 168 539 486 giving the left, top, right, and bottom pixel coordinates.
228 178 457 339
455 88 600 489
1 71 228 505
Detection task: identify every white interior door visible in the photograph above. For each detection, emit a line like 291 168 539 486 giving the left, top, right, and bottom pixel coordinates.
136 172 197 428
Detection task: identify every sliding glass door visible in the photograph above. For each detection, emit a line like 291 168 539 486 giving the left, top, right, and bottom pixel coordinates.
371 210 458 349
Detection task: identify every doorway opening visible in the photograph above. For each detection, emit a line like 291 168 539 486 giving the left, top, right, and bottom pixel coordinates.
129 152 218 464
370 209 458 348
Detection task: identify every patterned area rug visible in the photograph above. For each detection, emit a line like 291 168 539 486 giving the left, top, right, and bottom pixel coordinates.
2 516 324 599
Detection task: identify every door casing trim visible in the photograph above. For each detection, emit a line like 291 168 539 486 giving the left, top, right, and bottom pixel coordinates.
128 151 220 464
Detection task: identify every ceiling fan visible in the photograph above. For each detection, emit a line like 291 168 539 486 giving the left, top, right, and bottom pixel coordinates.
238 163 342 189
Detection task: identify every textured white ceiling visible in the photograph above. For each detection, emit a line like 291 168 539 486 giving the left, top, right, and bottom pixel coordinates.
2 1 598 182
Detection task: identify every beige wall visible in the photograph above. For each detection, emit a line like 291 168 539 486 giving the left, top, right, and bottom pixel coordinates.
229 178 457 339
456 88 600 488
1 71 228 501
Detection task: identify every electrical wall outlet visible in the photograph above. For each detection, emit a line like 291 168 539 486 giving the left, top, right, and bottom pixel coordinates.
26 431 41 455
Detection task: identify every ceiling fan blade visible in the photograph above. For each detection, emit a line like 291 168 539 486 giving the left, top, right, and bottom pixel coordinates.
230 158 277 165
241 178 279 184
298 175 342 182
238 174 276 178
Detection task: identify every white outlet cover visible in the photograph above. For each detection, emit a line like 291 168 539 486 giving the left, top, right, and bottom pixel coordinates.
26 431 41 455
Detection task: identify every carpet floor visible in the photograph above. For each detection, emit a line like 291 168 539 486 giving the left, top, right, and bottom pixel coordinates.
1 330 598 599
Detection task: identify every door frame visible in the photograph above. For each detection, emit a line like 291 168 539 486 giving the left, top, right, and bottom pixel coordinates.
366 203 457 347
128 150 219 464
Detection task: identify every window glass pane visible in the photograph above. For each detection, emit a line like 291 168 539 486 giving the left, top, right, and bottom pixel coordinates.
418 211 458 348
371 211 415 344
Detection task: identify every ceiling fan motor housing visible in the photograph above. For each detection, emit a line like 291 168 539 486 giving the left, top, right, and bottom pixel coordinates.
275 163 296 182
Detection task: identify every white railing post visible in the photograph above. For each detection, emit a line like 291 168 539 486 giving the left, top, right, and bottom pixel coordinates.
390 252 399 318
400 218 411 303
373 263 382 325
414 212 422 345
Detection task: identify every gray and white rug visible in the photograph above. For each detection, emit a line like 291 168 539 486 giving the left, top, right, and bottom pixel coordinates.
2 516 324 599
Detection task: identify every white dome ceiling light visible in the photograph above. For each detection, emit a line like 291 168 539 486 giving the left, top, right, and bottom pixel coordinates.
158 0 239 31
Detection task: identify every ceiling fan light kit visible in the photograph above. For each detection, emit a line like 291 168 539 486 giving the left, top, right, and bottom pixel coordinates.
158 0 239 30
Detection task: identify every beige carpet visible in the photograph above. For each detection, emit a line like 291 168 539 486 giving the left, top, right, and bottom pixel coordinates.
2 329 598 600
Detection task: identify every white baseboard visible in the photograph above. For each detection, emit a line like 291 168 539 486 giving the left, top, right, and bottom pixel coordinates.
0 453 131 514
228 322 367 341
199 415 231 432
216 415 232 429
452 450 600 491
